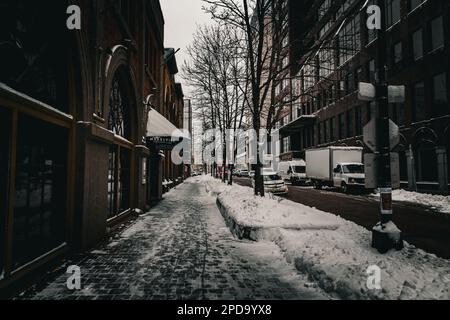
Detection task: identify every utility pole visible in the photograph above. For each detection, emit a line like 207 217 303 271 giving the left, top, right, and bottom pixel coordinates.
371 0 403 253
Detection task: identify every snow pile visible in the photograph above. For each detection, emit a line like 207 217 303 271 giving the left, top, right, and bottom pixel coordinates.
373 189 450 214
203 176 450 300
203 175 342 231
268 223 450 300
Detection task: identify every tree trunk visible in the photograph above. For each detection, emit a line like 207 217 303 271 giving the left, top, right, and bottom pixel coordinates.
228 164 234 185
254 125 265 197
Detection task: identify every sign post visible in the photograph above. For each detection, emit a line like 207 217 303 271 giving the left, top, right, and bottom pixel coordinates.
360 0 404 254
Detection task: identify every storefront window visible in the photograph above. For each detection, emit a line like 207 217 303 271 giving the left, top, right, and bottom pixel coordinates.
0 1 68 111
0 107 11 274
13 115 67 269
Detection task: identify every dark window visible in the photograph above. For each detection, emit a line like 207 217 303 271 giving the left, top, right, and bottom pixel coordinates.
386 0 401 28
13 114 68 269
393 42 403 64
0 107 11 273
410 0 426 12
346 73 354 94
413 81 426 122
0 1 69 112
413 29 424 60
432 73 447 116
329 118 335 142
339 113 346 139
317 124 322 145
417 145 438 182
347 109 354 137
431 16 444 51
355 107 362 135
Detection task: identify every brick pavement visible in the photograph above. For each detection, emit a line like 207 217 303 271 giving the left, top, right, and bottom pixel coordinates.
18 179 328 300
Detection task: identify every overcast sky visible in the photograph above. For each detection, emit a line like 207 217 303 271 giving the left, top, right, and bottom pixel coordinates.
160 0 213 98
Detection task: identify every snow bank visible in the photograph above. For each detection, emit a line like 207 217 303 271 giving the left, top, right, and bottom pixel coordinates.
268 223 450 300
373 189 450 214
202 176 450 300
203 175 342 232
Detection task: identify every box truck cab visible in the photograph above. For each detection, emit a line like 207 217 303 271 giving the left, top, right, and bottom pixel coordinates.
306 147 365 193
332 163 365 193
278 159 307 185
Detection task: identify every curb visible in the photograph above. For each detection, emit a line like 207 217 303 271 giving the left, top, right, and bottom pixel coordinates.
215 197 263 241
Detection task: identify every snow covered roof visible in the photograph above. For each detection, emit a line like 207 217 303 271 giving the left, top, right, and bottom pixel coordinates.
146 108 189 139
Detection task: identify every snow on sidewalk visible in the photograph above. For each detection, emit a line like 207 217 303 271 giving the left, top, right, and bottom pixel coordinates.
201 175 450 300
373 189 450 214
203 175 342 231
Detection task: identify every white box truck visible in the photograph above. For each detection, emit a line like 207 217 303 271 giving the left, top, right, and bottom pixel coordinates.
306 147 365 193
278 159 307 185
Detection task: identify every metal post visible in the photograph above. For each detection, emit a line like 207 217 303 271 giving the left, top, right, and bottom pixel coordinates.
371 0 403 252
375 0 392 224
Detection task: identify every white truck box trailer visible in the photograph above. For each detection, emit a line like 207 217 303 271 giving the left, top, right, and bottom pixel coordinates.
306 147 365 192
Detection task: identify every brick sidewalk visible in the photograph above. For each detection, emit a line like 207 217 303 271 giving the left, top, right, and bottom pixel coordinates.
17 180 328 300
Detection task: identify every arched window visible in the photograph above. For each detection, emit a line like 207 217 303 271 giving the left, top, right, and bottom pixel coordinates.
107 72 132 219
108 74 130 139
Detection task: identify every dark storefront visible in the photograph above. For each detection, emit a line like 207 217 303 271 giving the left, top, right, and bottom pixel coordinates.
0 0 167 296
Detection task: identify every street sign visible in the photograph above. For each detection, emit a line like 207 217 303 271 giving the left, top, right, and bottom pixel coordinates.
358 82 376 101
364 153 401 189
365 153 377 189
363 119 400 152
388 85 406 103
389 120 400 150
358 82 405 103
363 119 377 152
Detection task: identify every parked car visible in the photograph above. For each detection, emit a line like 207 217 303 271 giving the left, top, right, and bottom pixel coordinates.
239 169 249 177
278 159 308 185
251 171 288 195
306 147 365 193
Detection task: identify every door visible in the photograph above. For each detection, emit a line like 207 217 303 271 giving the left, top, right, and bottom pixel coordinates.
333 165 343 187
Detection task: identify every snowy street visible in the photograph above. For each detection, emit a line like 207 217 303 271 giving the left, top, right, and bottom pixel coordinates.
18 179 329 300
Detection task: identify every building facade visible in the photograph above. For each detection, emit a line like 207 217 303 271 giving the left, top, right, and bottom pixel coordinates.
277 0 450 194
0 0 185 296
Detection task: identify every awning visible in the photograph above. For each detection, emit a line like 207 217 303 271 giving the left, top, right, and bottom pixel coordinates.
146 108 190 150
279 115 317 135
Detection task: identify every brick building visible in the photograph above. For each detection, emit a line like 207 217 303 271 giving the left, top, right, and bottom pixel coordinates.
277 0 450 194
0 0 185 296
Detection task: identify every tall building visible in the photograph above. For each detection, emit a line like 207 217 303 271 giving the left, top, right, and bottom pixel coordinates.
277 0 450 194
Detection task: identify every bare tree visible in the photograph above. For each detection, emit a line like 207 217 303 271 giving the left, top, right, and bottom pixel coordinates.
183 23 248 184
197 0 365 194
